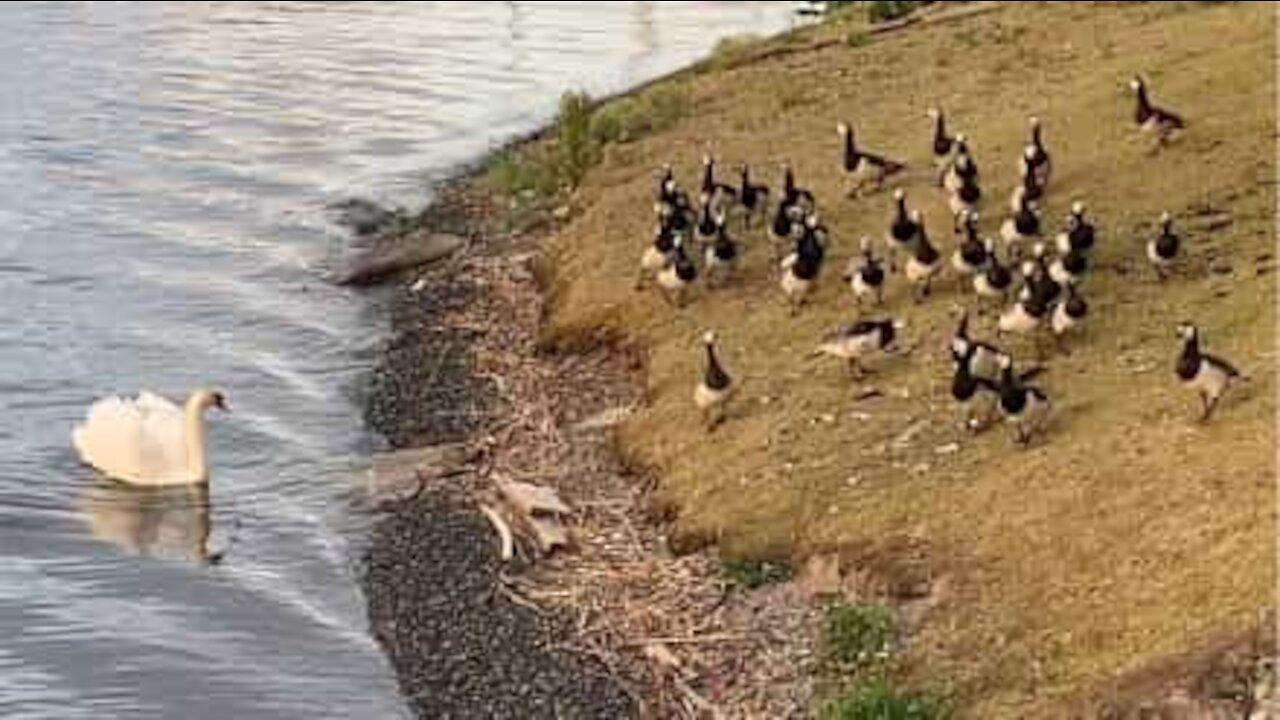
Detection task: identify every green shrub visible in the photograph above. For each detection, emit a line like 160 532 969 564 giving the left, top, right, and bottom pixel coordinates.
721 558 792 590
486 146 559 204
589 86 688 145
847 30 872 48
867 0 923 23
555 91 598 189
826 603 896 666
823 679 945 720
707 34 763 71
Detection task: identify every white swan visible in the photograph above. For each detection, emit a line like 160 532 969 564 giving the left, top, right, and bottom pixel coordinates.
72 388 228 485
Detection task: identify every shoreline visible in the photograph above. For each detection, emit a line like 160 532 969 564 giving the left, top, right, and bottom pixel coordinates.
359 178 822 718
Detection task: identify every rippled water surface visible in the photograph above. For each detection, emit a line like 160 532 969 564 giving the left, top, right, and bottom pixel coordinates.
0 2 800 717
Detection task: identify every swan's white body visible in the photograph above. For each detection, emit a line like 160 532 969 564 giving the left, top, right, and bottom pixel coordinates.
72 389 225 486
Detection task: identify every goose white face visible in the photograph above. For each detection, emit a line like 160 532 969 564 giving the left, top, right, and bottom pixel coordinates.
702 330 717 345
1176 323 1196 340
893 188 905 201
1071 201 1085 215
1129 77 1143 91
837 122 850 136
996 354 1013 370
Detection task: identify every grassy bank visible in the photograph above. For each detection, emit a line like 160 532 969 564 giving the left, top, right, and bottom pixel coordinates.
475 2 1275 716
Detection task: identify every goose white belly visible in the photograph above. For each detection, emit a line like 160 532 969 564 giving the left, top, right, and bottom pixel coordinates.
780 270 812 299
905 257 939 283
641 246 668 271
850 271 876 298
694 381 731 409
1000 219 1031 245
820 334 879 359
998 302 1040 334
1054 232 1072 255
1048 260 1074 286
948 194 975 218
657 266 686 291
1187 362 1229 395
974 273 1004 298
951 251 980 275
1051 302 1076 335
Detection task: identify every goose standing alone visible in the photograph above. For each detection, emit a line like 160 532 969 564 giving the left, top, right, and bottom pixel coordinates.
994 353 1051 446
815 318 903 379
838 122 905 197
843 236 887 307
1130 75 1187 150
695 331 735 431
1175 323 1247 421
927 107 956 186
73 389 229 485
1148 211 1181 281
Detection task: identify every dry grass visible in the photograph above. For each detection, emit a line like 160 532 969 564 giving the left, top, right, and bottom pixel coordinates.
506 2 1274 716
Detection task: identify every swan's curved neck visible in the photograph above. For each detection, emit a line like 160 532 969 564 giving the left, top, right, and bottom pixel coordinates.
184 397 210 483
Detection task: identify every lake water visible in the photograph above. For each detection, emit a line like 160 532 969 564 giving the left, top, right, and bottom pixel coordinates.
0 2 801 718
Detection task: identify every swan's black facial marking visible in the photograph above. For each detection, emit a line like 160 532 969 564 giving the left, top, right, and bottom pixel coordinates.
211 392 228 411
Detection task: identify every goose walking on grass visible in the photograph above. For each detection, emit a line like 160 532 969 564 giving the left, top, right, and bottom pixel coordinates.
943 134 978 193
1049 245 1089 287
997 285 1051 357
73 389 229 486
838 122 905 198
951 311 1002 382
704 212 738 287
700 154 737 206
951 210 989 283
904 211 942 302
1147 211 1180 281
636 223 677 290
770 200 802 262
1024 116 1051 190
738 165 770 230
927 107 956 186
885 188 921 272
973 239 1014 310
1175 323 1247 422
1000 184 1041 260
814 319 903 379
1012 147 1045 210
1055 201 1096 256
1131 76 1187 151
657 235 698 308
780 163 816 214
948 168 983 228
780 215 826 315
695 331 734 431
951 343 999 433
1050 282 1089 354
994 353 1051 447
843 236 887 307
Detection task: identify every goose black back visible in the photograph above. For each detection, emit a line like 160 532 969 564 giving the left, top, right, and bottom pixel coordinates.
740 166 768 210
1015 195 1040 236
891 193 918 242
914 224 940 265
1067 210 1095 252
713 223 737 261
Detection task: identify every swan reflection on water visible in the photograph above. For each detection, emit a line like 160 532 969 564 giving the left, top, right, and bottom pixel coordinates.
77 480 222 564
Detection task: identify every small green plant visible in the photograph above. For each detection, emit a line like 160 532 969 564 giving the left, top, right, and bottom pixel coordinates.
823 678 945 720
555 91 598 189
707 34 763 71
867 0 922 23
846 30 872 48
721 558 792 590
825 603 896 666
589 86 688 145
486 146 559 205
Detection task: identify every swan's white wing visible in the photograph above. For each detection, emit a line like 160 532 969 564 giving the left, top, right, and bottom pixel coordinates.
73 392 188 484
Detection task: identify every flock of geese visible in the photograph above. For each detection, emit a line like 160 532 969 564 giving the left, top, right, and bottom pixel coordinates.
635 75 1248 446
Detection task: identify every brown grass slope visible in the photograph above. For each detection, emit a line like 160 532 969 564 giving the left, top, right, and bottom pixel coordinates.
528 2 1274 716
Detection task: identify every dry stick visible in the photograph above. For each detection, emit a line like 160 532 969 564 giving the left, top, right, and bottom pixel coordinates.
626 633 749 647
478 503 514 561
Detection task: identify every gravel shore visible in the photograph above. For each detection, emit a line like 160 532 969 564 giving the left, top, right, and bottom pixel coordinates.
359 188 636 718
